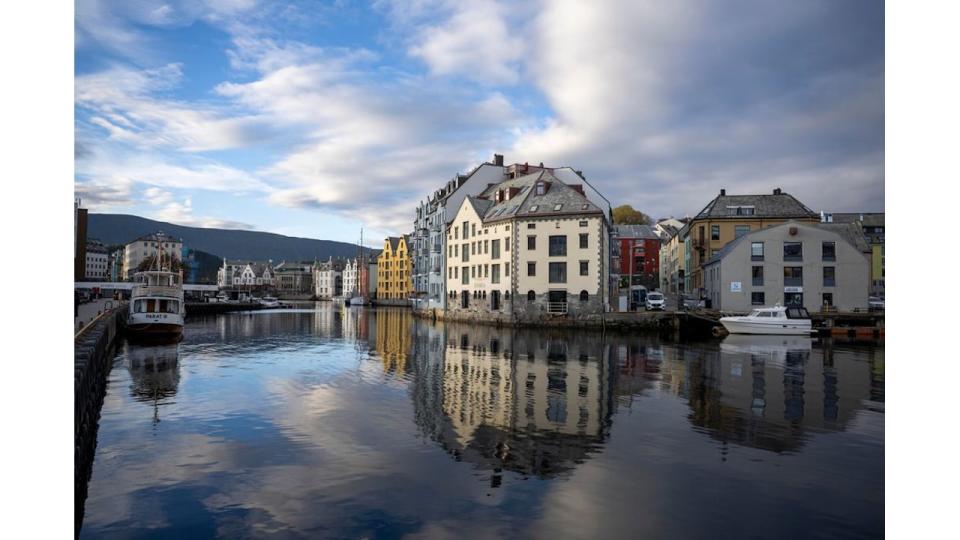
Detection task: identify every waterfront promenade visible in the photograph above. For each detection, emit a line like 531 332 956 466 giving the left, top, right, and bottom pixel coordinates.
75 298 123 334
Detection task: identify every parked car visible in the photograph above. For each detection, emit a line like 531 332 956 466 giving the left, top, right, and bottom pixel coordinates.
645 292 665 311
868 296 885 311
680 295 705 310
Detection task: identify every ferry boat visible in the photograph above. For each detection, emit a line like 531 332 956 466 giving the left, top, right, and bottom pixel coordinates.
127 270 185 338
719 304 813 335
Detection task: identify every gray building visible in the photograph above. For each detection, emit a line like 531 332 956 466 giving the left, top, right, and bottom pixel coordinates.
703 221 870 313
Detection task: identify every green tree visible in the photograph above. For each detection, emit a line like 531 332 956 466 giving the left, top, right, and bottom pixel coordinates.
612 205 652 225
136 254 189 274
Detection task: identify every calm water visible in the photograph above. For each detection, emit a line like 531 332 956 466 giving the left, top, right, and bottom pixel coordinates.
80 305 884 539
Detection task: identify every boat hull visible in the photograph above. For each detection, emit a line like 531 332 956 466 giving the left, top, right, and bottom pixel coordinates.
127 312 184 337
720 318 812 336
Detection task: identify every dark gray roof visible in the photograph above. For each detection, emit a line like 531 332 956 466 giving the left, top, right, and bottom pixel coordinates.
477 169 604 223
816 223 871 253
695 191 817 220
829 212 884 227
614 224 659 239
466 196 493 218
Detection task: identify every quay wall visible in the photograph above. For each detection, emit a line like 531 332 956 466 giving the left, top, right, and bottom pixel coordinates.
75 306 127 535
425 308 673 333
374 298 411 307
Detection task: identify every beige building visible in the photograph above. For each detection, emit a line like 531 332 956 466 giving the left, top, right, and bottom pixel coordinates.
444 169 612 323
123 232 182 280
703 221 871 312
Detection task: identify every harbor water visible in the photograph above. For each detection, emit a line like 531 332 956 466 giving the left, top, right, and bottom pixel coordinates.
79 304 884 539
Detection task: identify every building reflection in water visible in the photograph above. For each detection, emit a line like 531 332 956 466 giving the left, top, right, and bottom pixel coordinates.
374 308 413 375
683 335 881 454
410 322 614 483
123 341 180 424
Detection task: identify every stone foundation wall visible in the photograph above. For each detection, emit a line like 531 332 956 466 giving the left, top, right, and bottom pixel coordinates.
373 298 411 307
75 306 127 534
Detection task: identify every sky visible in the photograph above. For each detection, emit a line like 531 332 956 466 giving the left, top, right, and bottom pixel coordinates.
74 0 884 245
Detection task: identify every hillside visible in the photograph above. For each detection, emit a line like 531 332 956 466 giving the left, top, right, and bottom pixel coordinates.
88 214 376 263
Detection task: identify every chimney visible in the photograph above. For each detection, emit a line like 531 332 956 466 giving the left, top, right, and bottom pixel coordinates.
720 188 726 196
493 154 504 166
773 188 782 195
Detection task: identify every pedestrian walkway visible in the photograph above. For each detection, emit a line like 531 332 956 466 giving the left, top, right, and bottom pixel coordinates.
75 298 123 334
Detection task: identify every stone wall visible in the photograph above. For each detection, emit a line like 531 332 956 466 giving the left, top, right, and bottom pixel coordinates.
75 306 127 535
373 298 411 307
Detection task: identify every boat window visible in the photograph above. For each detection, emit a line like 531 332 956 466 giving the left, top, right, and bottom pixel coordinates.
159 300 169 312
757 312 772 317
134 300 145 313
168 301 179 313
146 299 157 313
749 310 760 317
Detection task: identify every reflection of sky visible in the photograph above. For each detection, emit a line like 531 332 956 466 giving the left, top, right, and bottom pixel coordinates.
81 307 883 539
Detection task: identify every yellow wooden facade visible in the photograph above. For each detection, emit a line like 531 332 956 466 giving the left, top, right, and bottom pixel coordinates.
377 235 412 300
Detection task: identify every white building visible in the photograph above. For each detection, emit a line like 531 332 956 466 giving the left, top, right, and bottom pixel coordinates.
413 155 611 312
342 259 358 297
218 260 274 288
85 240 109 280
313 258 344 299
444 168 612 323
123 232 182 280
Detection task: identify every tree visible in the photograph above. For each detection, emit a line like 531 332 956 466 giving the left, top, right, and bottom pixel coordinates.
612 205 652 225
136 254 189 274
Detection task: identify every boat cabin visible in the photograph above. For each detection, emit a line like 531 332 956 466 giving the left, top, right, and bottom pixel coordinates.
747 306 810 320
134 271 181 287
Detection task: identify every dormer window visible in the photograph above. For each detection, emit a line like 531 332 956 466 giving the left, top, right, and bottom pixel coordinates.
529 205 539 212
535 182 545 195
553 204 563 211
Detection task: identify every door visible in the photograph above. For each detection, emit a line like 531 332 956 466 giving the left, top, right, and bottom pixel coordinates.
490 290 501 311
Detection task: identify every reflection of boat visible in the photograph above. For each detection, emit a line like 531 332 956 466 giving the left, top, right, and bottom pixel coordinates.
720 305 812 335
720 334 813 368
125 343 180 412
259 295 280 308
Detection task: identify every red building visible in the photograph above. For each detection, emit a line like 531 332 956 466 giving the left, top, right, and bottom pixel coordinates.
614 225 661 290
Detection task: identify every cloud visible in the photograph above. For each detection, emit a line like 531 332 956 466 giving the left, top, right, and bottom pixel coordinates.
149 194 256 230
76 63 275 152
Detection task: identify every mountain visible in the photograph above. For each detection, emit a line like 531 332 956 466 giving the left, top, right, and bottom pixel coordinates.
88 214 378 262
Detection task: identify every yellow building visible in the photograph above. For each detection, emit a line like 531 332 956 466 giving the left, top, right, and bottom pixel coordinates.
377 235 412 300
686 188 819 295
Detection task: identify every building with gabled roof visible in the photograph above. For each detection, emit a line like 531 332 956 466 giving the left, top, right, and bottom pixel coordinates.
443 168 612 323
377 235 411 302
685 188 820 297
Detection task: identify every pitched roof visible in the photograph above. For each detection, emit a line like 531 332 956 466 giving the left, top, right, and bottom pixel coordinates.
614 224 659 239
465 195 493 218
475 169 604 223
386 236 401 252
694 191 817 220
829 212 885 227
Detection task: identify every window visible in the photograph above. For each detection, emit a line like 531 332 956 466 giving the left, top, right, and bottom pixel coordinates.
823 266 836 287
528 235 536 250
579 290 589 302
527 290 536 301
471 223 476 237
462 243 469 262
752 266 764 286
492 264 500 284
536 182 545 195
529 205 539 212
527 223 536 229
735 225 750 238
711 225 720 240
822 293 834 307
505 237 510 252
579 233 588 249
483 240 488 254
750 242 764 261
471 266 476 278
549 262 567 283
549 235 567 256
784 266 803 286
462 221 468 239
579 220 588 227
462 267 469 284
471 242 476 255
580 261 589 275
783 242 803 262
553 203 563 211
505 262 509 276
822 242 836 262
484 264 489 278
492 239 500 259
751 292 765 305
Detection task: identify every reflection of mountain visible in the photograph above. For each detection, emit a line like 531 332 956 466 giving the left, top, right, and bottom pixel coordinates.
681 338 882 454
411 324 614 481
125 342 181 403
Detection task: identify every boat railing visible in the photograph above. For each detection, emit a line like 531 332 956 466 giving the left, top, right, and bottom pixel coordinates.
132 285 182 298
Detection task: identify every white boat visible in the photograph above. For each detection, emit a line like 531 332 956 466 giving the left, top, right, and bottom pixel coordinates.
259 296 280 308
127 270 184 338
719 304 813 335
349 296 368 306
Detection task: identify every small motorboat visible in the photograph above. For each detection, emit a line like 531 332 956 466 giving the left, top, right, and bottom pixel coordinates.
259 296 280 308
719 304 813 335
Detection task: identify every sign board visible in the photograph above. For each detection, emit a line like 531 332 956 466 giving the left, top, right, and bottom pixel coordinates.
730 281 742 293
784 286 803 293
